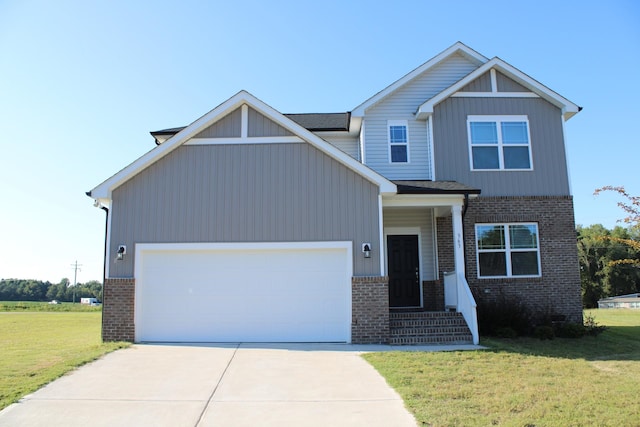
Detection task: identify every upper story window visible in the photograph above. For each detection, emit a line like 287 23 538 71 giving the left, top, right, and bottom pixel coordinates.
476 223 541 278
467 115 532 170
388 120 409 163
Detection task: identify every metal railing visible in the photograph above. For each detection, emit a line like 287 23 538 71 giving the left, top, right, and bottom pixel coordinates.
443 271 479 345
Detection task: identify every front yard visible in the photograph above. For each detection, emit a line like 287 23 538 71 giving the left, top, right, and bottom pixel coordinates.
0 308 128 410
364 309 640 426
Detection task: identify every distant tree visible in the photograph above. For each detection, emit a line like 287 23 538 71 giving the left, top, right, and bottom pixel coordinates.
594 186 640 268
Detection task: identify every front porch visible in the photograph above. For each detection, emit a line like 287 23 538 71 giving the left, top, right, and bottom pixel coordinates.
380 181 481 345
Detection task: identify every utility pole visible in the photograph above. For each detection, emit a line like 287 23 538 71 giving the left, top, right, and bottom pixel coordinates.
70 261 82 303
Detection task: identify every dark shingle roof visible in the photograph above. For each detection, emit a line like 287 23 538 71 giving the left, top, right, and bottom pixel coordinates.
284 113 350 131
393 180 481 195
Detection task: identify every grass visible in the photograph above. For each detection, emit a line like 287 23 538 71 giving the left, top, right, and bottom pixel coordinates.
0 301 101 312
364 309 640 427
0 311 129 410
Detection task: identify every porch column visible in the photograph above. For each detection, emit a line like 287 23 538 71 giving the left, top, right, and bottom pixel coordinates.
451 204 465 277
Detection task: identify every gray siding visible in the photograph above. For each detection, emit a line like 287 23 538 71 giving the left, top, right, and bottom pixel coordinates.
248 107 293 137
433 97 570 196
383 208 437 280
318 132 360 160
496 71 529 92
460 72 491 92
195 108 241 138
109 143 381 277
362 53 479 180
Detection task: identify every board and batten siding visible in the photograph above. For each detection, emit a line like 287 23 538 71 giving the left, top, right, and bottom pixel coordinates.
433 97 570 196
195 108 241 138
109 143 381 277
248 107 293 137
362 53 480 180
383 208 437 280
459 72 492 92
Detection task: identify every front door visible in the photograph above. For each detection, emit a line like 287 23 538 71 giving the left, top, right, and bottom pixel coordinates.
387 235 421 308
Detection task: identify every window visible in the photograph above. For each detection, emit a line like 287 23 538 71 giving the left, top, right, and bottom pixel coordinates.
468 116 532 170
476 223 541 278
388 120 409 163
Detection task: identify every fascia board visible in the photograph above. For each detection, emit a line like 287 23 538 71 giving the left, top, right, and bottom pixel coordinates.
351 42 488 117
416 58 580 120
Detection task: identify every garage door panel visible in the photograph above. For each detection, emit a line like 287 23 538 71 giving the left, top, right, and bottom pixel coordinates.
135 243 352 342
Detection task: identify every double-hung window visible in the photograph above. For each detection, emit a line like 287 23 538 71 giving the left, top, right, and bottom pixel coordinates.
388 120 409 163
468 116 532 170
476 223 541 278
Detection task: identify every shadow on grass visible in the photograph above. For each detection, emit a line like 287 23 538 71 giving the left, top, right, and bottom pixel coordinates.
482 325 640 362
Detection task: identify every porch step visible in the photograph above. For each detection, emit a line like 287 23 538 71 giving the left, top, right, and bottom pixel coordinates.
389 311 473 345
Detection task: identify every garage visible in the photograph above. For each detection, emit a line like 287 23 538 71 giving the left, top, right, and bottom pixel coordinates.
134 242 353 343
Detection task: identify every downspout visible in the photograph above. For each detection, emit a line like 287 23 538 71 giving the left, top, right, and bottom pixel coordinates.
101 205 108 342
462 193 470 282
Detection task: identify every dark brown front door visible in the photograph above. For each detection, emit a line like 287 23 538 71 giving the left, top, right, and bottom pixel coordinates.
387 235 421 307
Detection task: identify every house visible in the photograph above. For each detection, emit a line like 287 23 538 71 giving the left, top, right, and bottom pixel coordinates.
598 293 640 309
88 42 582 345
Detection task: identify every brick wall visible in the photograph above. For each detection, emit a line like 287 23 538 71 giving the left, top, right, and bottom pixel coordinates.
422 280 444 311
351 276 389 344
102 278 135 342
462 196 583 323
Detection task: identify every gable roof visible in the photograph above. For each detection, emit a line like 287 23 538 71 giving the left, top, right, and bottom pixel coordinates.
416 57 581 121
351 42 488 117
89 91 396 203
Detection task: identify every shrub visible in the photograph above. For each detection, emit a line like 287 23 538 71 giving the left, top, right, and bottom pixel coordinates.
556 322 585 338
495 327 518 339
583 314 607 337
534 325 555 340
477 297 534 337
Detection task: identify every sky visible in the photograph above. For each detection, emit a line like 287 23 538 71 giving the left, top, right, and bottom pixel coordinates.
0 0 638 283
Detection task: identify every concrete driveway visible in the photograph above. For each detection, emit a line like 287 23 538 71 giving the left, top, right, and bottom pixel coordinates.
0 343 433 426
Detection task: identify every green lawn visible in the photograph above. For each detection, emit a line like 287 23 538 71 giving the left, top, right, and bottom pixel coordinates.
364 309 640 427
0 310 128 410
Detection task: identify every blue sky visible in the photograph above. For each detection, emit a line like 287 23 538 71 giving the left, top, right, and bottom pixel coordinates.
1 0 638 283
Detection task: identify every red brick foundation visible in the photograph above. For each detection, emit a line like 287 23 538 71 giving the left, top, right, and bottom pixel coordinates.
102 278 135 342
351 276 389 344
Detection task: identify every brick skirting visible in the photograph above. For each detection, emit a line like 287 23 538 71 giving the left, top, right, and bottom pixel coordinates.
351 276 390 344
102 278 135 342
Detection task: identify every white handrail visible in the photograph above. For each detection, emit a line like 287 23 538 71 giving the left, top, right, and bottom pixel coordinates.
456 272 479 345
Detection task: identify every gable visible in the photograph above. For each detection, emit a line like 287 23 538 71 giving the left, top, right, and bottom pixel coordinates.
195 107 241 138
495 71 529 92
366 53 481 116
459 72 492 92
89 91 395 204
416 59 580 121
459 70 531 93
248 107 293 137
351 42 487 117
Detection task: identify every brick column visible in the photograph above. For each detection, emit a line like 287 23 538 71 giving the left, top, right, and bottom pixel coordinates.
102 278 135 342
351 276 389 344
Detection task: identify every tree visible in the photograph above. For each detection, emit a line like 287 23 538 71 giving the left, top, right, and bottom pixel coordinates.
594 186 640 268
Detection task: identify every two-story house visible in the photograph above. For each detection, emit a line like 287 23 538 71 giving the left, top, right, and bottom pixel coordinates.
88 42 582 345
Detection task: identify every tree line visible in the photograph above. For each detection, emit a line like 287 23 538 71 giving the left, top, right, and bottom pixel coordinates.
0 278 102 302
578 224 640 307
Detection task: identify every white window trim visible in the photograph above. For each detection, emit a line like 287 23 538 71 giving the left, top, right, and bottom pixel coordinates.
467 115 533 171
387 120 410 164
475 223 542 279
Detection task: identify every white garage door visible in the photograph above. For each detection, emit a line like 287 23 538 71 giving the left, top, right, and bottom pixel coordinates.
134 242 352 343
